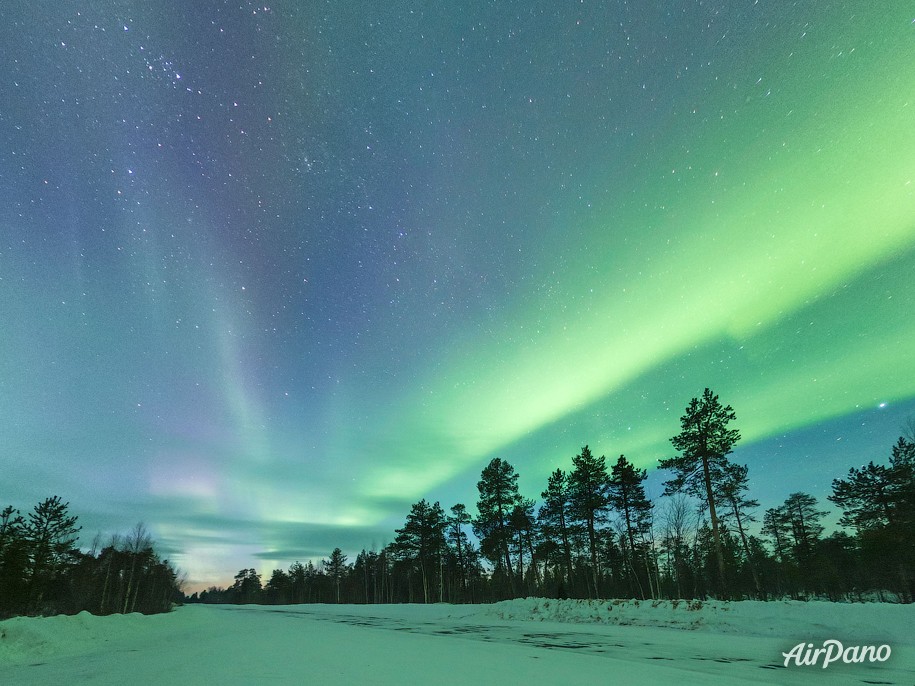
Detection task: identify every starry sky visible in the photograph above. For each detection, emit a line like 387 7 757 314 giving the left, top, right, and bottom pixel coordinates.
2 2 914 590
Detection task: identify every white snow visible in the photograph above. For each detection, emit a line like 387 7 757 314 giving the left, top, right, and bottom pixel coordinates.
1 599 912 684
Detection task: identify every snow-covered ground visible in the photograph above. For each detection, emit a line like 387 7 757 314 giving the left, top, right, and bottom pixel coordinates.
1 599 912 684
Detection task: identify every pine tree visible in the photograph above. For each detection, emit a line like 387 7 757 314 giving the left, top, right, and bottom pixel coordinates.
539 469 576 593
889 436 915 528
509 498 540 593
24 496 80 611
473 458 522 596
829 462 897 531
0 507 27 616
232 568 262 603
781 492 827 562
714 462 761 596
324 549 348 603
569 445 609 598
448 504 472 600
660 388 740 598
288 561 307 603
354 549 381 604
830 436 915 601
393 499 447 603
762 507 791 563
607 455 653 598
265 569 290 604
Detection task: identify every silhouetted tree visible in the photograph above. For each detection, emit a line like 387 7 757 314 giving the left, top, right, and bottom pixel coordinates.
232 568 263 603
24 496 80 612
660 389 740 598
715 462 762 596
121 523 152 614
448 504 472 600
830 436 915 601
538 469 576 595
265 568 291 604
607 455 653 598
509 498 540 593
324 548 348 603
474 458 522 597
782 492 827 562
0 507 28 616
288 561 307 603
393 499 447 603
657 494 697 599
569 445 610 598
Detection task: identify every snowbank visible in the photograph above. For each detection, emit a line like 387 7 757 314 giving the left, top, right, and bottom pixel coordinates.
483 597 914 644
1 600 912 685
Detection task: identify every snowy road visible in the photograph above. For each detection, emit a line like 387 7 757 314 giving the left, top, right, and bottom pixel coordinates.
1 602 912 685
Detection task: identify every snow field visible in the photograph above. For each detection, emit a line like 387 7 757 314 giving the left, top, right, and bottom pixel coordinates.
1 599 912 685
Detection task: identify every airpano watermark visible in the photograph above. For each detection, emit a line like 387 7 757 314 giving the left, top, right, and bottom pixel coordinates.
783 640 891 668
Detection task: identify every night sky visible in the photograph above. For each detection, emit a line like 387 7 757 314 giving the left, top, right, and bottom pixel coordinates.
2 2 914 590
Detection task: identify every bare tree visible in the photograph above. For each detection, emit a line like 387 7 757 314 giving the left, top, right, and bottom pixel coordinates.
660 494 698 598
122 523 152 613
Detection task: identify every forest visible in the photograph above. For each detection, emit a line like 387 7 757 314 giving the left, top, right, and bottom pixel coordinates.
0 499 182 619
2 389 911 618
191 389 915 607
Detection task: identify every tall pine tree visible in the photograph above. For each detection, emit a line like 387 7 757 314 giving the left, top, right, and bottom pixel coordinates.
660 388 740 598
607 455 653 598
474 458 522 597
324 548 349 603
539 469 576 593
393 499 447 603
448 504 472 601
569 445 609 598
24 496 80 612
715 462 761 596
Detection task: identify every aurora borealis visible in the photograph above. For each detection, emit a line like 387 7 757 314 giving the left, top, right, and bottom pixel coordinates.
2 2 914 589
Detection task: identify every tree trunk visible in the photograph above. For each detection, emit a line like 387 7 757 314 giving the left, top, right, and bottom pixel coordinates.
526 530 541 589
587 514 599 598
621 494 645 599
496 500 515 597
516 530 524 583
701 454 728 598
731 501 761 596
123 555 137 614
559 511 574 590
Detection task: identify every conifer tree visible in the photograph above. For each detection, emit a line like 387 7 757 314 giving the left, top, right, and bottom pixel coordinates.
474 458 522 596
714 462 761 595
232 568 263 603
509 498 540 592
660 389 740 597
761 508 787 556
830 436 915 601
324 548 348 603
539 469 576 592
288 561 307 603
781 492 827 561
889 436 915 527
24 496 80 611
393 499 447 603
0 507 27 616
448 504 472 599
265 569 290 604
829 462 897 531
607 455 653 598
569 445 609 597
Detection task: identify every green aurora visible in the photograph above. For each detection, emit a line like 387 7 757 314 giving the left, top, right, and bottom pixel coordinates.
1 2 913 586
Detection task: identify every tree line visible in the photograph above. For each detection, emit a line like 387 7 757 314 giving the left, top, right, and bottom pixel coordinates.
0 497 182 618
192 389 914 605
